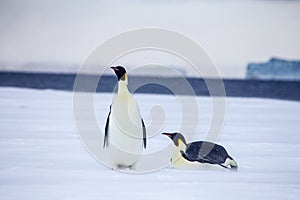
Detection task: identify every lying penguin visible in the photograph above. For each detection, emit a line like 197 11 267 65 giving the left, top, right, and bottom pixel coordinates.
162 132 238 171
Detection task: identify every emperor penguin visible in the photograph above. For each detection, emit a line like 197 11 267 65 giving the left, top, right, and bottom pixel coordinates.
162 132 238 171
103 66 146 170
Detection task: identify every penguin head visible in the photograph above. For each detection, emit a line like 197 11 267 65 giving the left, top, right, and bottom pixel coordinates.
162 132 187 147
111 66 127 81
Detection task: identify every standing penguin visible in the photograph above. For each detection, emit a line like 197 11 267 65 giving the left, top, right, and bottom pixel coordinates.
162 132 238 171
103 66 146 170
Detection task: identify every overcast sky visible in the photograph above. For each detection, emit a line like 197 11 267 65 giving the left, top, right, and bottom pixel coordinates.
0 0 299 78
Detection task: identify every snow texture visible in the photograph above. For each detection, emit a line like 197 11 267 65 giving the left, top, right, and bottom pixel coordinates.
1 88 300 200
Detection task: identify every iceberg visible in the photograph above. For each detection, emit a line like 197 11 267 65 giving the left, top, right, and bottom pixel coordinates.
246 58 300 81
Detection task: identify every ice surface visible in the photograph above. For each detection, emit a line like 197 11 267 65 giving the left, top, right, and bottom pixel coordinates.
0 88 300 200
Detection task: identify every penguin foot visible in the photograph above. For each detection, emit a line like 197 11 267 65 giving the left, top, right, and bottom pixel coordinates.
229 165 238 171
116 164 129 169
129 162 138 170
114 164 137 170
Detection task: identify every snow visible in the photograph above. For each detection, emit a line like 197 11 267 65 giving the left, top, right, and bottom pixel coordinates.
1 87 300 199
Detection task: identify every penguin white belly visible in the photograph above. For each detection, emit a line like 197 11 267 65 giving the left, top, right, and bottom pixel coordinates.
172 156 224 171
106 95 143 168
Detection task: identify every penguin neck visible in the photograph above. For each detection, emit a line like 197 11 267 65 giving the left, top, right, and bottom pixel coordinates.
172 139 187 163
117 75 129 96
176 139 187 152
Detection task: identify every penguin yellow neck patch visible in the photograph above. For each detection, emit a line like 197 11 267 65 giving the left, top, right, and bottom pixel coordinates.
121 73 127 81
177 139 186 148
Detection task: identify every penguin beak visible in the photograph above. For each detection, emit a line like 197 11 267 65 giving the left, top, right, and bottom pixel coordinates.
110 66 119 71
162 132 172 138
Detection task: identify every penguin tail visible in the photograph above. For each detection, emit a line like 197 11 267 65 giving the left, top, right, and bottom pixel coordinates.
224 156 238 171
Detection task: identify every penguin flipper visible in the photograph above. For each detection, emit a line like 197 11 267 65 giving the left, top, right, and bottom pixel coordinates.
180 150 198 162
195 154 232 169
142 119 147 149
103 105 111 148
181 150 220 165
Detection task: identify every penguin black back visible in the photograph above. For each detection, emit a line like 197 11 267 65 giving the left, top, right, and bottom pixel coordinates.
185 141 229 164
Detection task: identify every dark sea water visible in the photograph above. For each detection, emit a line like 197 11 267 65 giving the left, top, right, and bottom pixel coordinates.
0 72 300 101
